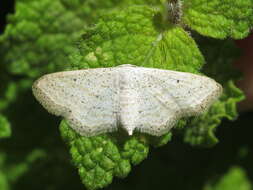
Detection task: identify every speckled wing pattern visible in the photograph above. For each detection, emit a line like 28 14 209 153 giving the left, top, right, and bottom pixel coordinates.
32 67 119 136
128 67 222 136
32 64 222 136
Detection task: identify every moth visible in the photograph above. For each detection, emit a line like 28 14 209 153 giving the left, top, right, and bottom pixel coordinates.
32 64 222 136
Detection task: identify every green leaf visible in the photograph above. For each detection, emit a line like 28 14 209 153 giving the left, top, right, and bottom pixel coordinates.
0 115 11 139
1 1 250 189
184 39 244 146
61 5 203 189
60 0 160 24
184 81 244 146
0 0 162 118
0 76 33 112
6 150 46 183
204 167 252 190
0 0 83 78
0 81 17 111
0 150 46 189
71 5 204 72
60 120 149 189
182 0 253 39
0 153 9 190
0 171 9 190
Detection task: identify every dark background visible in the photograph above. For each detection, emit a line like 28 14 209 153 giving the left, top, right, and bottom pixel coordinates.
0 0 14 34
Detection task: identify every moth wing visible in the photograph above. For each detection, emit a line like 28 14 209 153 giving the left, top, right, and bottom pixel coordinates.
32 68 119 136
133 67 222 136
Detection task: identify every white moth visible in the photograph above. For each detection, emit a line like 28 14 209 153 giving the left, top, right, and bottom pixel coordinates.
32 64 222 137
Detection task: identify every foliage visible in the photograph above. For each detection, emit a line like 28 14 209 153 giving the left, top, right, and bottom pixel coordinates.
0 115 11 139
182 0 253 39
0 0 253 189
204 167 252 190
